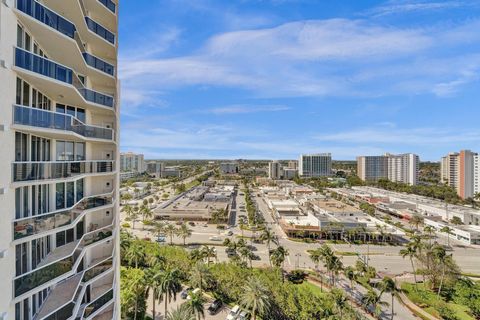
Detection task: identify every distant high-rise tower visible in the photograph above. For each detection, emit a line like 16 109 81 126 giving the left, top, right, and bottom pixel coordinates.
441 150 478 199
299 154 332 177
268 161 282 179
0 0 120 318
357 153 419 185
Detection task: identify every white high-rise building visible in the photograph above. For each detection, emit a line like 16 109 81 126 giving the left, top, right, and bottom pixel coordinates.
299 153 332 178
441 150 479 199
357 153 419 185
0 0 119 319
120 152 145 173
268 161 282 180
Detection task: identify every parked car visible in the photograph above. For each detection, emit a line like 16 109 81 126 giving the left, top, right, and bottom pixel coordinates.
238 311 250 320
186 288 200 300
226 305 241 320
180 287 193 299
208 299 223 315
156 236 166 243
209 236 222 241
188 221 195 226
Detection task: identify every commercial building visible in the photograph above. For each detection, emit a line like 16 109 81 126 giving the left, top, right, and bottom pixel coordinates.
146 160 165 178
288 160 298 170
299 153 332 178
441 150 479 199
120 152 145 173
282 168 298 180
268 161 282 180
220 162 239 174
1 0 120 318
357 153 419 185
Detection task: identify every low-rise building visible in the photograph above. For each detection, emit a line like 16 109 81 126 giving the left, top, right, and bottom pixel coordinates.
220 162 239 174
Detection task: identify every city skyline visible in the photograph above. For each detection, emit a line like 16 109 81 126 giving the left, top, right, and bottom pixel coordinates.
119 0 480 160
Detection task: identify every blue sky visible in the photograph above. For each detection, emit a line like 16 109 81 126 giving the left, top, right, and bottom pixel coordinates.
118 0 480 161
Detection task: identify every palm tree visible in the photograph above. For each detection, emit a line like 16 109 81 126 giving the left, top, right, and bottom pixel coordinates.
147 250 166 268
423 225 435 245
190 262 212 291
177 223 192 246
240 277 271 320
164 223 177 245
127 268 147 320
381 277 398 320
124 204 137 229
153 221 166 238
166 304 195 320
125 242 146 268
331 288 348 318
146 266 164 320
160 269 182 315
189 249 204 263
186 290 206 320
362 289 387 318
269 246 289 281
433 245 448 298
409 215 424 232
201 246 217 265
345 266 357 291
400 243 418 291
140 205 153 227
238 216 247 237
260 228 278 251
440 226 453 247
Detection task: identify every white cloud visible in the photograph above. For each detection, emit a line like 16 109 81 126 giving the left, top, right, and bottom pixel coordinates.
119 18 480 100
366 1 469 17
206 104 290 115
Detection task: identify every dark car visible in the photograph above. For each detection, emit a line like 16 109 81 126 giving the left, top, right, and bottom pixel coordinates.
251 254 261 261
188 221 195 226
208 299 223 315
180 287 193 299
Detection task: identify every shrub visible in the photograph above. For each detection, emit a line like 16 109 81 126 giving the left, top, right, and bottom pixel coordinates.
122 223 131 228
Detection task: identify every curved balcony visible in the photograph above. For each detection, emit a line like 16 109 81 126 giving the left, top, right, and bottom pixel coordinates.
82 289 114 319
14 48 115 109
35 256 114 320
13 105 114 141
98 0 116 14
85 17 115 45
12 160 114 183
15 0 116 78
13 193 113 240
14 225 114 298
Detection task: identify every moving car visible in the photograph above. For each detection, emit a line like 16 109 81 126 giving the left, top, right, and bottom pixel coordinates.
226 305 241 320
208 299 223 315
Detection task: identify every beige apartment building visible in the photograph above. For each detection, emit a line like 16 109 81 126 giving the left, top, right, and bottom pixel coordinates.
441 150 479 199
0 0 119 319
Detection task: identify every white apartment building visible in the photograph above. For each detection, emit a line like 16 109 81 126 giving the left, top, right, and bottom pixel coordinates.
0 0 119 319
268 161 282 180
120 151 145 173
299 153 332 178
357 153 419 185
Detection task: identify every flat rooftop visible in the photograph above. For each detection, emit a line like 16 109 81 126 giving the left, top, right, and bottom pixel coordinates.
312 199 362 214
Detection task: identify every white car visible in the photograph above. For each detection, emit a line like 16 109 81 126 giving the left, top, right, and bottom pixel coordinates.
226 305 240 320
209 236 222 241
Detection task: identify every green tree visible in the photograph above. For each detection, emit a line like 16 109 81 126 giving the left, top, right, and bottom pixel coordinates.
240 277 272 320
381 276 398 320
177 223 193 246
125 242 146 268
166 304 195 320
362 289 387 318
400 243 419 291
186 290 206 320
160 269 183 315
440 226 453 247
164 223 177 245
146 266 164 320
201 246 217 265
190 262 213 291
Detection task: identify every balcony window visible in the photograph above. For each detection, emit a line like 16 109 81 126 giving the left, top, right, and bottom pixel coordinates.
85 17 115 44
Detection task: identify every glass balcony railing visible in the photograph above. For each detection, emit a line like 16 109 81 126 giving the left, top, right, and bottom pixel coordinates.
13 105 114 140
85 17 115 44
76 88 114 108
82 52 114 76
14 226 113 297
12 160 114 182
13 193 113 240
15 47 73 84
83 289 114 318
98 0 116 14
83 258 113 283
16 0 76 39
43 302 75 320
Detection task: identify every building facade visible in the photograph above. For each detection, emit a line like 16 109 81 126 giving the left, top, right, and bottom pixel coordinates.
146 160 165 178
298 153 332 178
441 150 479 199
268 161 282 180
0 0 119 319
220 162 239 174
357 153 419 185
120 152 145 173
